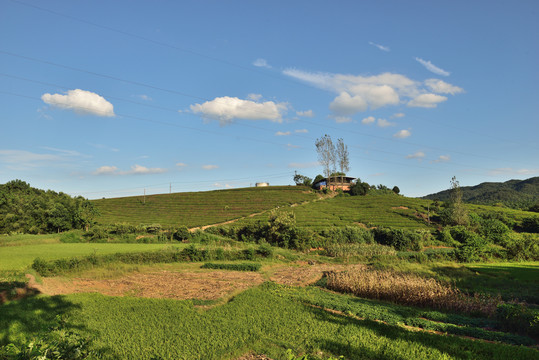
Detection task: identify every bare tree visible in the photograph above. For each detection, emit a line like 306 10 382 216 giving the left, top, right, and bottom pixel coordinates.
315 134 336 188
336 138 350 187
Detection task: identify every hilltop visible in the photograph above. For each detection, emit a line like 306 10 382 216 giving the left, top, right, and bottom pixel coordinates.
422 177 539 209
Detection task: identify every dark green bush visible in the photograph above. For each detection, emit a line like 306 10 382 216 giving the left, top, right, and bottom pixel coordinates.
59 232 82 243
373 228 422 251
201 262 261 272
255 242 274 258
496 303 539 337
502 234 539 261
82 226 108 242
173 225 190 241
520 216 539 233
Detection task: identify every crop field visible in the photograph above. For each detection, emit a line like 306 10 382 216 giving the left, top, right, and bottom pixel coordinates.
92 186 319 228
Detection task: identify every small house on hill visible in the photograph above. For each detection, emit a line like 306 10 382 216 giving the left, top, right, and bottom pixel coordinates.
313 176 356 191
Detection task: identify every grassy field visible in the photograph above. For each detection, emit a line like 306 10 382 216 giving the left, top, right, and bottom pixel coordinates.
0 243 177 271
92 186 319 228
2 283 537 360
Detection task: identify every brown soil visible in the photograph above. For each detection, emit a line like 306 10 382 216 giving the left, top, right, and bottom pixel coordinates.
26 262 360 301
391 206 409 210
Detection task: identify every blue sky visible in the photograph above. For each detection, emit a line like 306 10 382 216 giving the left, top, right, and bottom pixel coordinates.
1 0 538 199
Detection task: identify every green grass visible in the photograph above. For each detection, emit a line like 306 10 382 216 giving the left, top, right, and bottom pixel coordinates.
1 283 537 359
93 186 318 228
0 243 177 271
0 233 62 247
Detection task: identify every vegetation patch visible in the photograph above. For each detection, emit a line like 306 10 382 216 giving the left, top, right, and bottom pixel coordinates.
201 262 262 272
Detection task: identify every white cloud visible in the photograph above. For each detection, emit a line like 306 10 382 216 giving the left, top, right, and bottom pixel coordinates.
213 183 233 188
202 164 218 170
431 155 451 163
330 92 368 115
392 112 405 118
415 58 450 76
296 110 314 117
275 131 291 136
93 164 167 176
393 129 411 139
94 165 118 175
408 93 447 108
41 89 115 117
377 118 395 127
283 69 460 115
334 116 353 123
0 149 60 164
253 58 271 68
176 162 187 167
294 129 309 133
361 116 376 125
425 79 464 95
190 96 287 125
288 161 320 169
406 151 426 159
369 41 390 52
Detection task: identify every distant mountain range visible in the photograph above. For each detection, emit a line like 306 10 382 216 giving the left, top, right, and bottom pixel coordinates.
422 177 539 210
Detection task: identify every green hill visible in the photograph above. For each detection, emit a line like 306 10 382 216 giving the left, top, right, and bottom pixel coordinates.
422 177 539 209
92 186 319 228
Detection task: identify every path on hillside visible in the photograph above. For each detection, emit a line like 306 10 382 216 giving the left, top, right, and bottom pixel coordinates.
188 192 337 232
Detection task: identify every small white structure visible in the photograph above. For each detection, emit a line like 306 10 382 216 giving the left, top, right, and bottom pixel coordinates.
255 182 269 187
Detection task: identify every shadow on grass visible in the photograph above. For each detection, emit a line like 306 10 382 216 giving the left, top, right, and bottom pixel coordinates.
304 299 538 360
431 265 539 304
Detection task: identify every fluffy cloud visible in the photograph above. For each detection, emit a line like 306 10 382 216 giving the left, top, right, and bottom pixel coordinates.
253 58 271 68
93 164 167 176
202 164 218 170
42 89 115 117
275 131 291 136
393 129 411 139
283 69 461 116
176 162 187 167
408 94 448 108
415 58 450 76
190 96 287 125
406 151 426 159
425 79 464 95
330 92 368 115
361 116 376 125
296 110 314 117
392 112 405 118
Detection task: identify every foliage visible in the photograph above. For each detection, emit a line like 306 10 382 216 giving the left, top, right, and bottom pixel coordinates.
315 134 336 181
372 227 422 251
392 186 400 194
348 179 370 196
293 173 312 187
201 262 261 271
0 180 97 234
496 303 539 337
521 216 539 233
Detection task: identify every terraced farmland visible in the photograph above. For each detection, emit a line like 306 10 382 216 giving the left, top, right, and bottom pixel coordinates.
92 186 319 228
236 193 436 230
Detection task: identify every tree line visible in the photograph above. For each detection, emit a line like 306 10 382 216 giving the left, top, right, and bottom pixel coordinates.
0 180 98 234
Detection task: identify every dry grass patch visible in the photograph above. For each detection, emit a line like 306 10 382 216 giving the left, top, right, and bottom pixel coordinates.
326 268 501 316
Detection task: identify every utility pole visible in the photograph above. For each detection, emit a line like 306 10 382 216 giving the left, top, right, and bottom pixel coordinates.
170 183 172 194
143 188 146 204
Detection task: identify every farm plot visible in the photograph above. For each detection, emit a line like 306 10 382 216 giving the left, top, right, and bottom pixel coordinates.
93 186 318 228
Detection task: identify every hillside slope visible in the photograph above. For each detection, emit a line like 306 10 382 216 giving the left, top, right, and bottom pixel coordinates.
422 177 539 208
92 186 319 228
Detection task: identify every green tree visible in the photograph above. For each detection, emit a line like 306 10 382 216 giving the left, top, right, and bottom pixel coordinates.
293 173 312 187
336 138 350 187
443 176 469 226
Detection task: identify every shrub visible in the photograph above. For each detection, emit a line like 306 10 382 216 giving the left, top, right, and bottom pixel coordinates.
502 233 539 260
255 242 274 258
82 226 108 242
59 232 82 243
479 218 510 244
201 262 261 271
496 303 539 337
372 228 422 251
520 216 539 233
173 225 191 241
324 243 396 258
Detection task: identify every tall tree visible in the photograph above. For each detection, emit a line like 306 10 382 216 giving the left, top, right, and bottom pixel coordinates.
315 134 336 188
448 176 468 225
336 138 350 187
